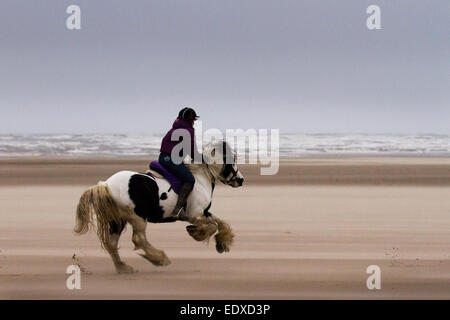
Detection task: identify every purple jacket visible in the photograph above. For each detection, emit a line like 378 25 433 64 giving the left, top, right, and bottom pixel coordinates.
160 119 202 161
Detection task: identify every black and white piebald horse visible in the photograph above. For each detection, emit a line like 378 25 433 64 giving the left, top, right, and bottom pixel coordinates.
74 141 244 273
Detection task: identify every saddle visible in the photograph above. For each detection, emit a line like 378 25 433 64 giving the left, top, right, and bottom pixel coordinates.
148 161 182 194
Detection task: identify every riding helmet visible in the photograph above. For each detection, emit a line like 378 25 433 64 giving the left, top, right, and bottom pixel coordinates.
178 107 199 121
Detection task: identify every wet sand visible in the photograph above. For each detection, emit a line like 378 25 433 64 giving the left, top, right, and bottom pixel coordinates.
0 157 449 299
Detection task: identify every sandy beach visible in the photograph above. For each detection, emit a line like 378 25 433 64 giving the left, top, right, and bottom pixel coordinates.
0 157 449 299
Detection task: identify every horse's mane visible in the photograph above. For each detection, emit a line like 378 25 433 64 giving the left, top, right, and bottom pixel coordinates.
186 140 229 175
186 163 207 174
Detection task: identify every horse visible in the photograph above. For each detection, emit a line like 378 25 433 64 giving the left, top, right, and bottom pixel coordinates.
73 140 244 274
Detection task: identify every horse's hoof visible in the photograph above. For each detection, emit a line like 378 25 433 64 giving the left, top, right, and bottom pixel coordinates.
138 253 171 267
116 263 136 274
216 242 230 254
160 253 171 266
216 243 224 253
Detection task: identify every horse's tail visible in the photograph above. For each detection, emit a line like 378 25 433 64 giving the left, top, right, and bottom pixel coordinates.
74 182 123 246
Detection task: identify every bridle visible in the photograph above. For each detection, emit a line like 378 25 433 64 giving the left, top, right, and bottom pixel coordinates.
222 162 240 185
203 149 240 186
219 151 240 185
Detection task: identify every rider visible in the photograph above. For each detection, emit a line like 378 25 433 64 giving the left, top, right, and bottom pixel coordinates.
159 107 203 217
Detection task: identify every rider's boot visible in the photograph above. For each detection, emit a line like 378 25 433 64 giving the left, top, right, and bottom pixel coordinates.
172 182 194 220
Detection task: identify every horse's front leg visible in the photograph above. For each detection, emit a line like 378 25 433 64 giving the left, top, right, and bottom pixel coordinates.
210 214 234 253
127 215 171 267
184 212 234 253
184 213 218 242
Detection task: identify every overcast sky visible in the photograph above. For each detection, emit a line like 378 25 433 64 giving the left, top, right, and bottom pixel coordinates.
0 0 448 134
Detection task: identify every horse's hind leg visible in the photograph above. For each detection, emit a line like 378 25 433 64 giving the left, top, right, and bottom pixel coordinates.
128 215 171 267
104 220 135 274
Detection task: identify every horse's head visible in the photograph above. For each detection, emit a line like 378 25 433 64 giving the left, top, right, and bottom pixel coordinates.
203 140 244 188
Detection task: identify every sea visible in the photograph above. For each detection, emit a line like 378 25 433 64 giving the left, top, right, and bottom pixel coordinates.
0 133 449 157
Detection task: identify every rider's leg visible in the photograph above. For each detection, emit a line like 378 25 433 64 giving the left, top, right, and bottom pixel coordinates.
173 182 194 217
158 153 195 217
